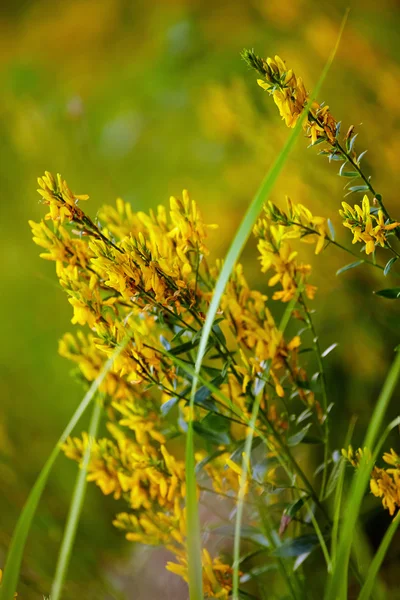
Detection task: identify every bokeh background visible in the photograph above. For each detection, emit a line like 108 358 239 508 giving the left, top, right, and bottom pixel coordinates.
2 0 400 598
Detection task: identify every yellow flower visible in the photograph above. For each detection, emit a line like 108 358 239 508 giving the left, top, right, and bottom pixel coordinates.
245 50 337 143
340 195 400 255
166 549 233 599
370 466 400 516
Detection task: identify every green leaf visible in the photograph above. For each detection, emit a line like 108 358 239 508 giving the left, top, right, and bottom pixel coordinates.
308 136 327 147
0 339 129 600
193 413 231 446
374 287 400 299
326 351 400 600
327 218 336 241
285 496 309 518
357 150 368 163
272 534 319 558
194 375 224 407
324 455 344 500
160 396 179 416
357 513 400 600
336 260 364 276
339 171 359 178
321 343 338 358
170 339 198 355
287 424 312 447
347 185 369 193
384 257 398 277
301 435 324 444
348 133 358 152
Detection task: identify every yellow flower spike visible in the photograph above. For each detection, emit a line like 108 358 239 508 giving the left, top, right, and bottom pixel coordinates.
340 194 399 255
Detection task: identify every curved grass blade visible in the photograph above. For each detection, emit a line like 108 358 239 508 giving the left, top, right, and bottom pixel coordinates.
325 349 400 600
183 11 349 599
0 338 129 600
232 293 299 598
50 396 103 600
357 512 400 600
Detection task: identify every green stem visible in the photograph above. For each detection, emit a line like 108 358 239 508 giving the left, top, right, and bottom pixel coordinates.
50 398 103 600
299 294 330 500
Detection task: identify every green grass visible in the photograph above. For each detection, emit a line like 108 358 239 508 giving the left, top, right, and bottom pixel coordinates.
184 11 349 599
0 339 129 600
325 349 400 600
50 397 103 600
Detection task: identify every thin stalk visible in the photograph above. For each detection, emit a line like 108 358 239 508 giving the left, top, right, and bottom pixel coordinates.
299 294 330 500
326 349 400 600
50 397 103 600
0 338 129 600
357 512 400 600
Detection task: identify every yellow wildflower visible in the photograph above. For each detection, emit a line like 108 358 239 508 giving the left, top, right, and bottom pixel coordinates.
340 195 400 255
37 171 89 224
243 50 337 143
166 549 233 599
254 218 316 302
265 198 328 255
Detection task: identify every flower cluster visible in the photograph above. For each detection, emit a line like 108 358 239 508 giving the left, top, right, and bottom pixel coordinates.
253 201 320 302
340 195 399 255
29 172 332 595
343 446 400 516
242 50 337 144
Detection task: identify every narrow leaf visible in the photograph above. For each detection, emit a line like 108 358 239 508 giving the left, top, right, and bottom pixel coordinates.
357 513 400 600
321 343 338 358
0 339 129 600
187 19 348 596
384 257 398 277
327 218 336 241
374 287 400 299
336 260 364 276
50 398 103 600
272 534 319 558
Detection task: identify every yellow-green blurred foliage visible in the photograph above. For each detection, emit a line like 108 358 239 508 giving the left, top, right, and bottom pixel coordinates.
2 0 400 597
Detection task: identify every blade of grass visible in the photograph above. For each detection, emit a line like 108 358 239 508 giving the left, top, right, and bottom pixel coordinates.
325 349 400 600
357 512 400 600
185 8 349 589
0 338 129 600
330 418 357 568
232 293 299 599
50 396 103 600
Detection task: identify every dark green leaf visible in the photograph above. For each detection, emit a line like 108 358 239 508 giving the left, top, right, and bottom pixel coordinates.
194 375 224 407
375 287 400 299
301 435 324 444
193 422 230 445
170 340 198 355
285 496 309 518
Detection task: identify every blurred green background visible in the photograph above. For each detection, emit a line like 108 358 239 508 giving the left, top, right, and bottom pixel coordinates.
2 0 400 597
